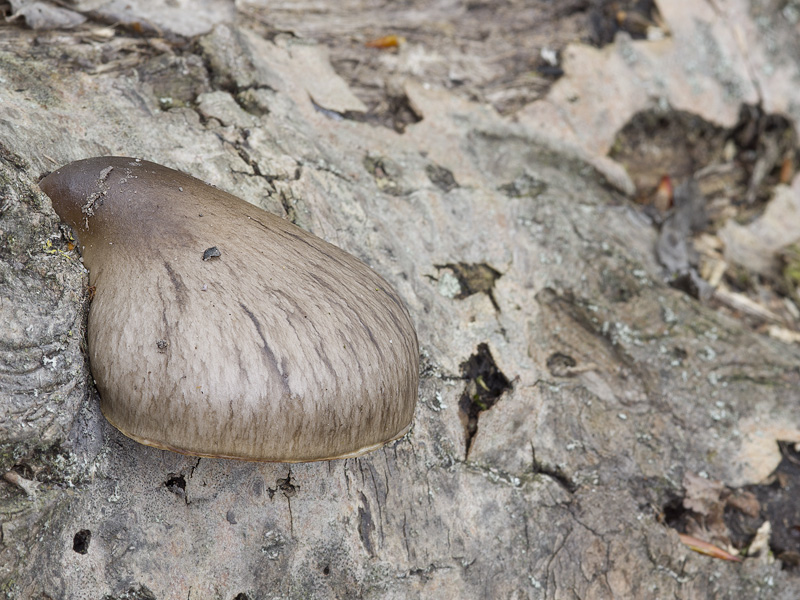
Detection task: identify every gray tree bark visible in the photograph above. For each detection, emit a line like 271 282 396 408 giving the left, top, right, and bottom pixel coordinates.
1 2 799 599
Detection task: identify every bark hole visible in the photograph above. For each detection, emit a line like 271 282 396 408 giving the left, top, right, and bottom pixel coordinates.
72 529 91 554
459 343 511 457
164 473 187 503
435 262 502 311
546 352 578 377
425 163 459 192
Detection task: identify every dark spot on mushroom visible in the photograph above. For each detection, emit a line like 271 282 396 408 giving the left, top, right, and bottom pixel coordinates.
72 529 91 554
156 339 168 353
202 246 221 261
162 261 188 307
226 510 237 525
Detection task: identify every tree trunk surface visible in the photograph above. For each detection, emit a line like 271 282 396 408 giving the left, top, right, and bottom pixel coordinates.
1 1 799 599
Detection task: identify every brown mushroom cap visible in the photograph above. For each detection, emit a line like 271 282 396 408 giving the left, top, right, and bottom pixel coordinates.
40 157 418 462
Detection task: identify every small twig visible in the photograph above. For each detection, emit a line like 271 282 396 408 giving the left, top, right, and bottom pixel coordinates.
713 284 783 323
768 325 800 345
2 470 41 497
678 533 743 562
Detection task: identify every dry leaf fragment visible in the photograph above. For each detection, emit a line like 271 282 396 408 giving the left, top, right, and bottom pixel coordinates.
719 177 800 277
726 490 761 518
683 471 725 516
679 533 743 562
767 325 800 344
747 521 772 558
656 179 707 278
652 174 673 212
7 0 86 30
365 34 405 49
780 154 795 184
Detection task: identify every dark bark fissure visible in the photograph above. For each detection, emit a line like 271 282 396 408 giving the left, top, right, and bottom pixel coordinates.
435 262 503 311
459 343 511 457
164 473 188 504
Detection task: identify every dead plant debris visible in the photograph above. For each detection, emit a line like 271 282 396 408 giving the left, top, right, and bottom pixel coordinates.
611 106 800 339
589 0 667 47
664 450 800 568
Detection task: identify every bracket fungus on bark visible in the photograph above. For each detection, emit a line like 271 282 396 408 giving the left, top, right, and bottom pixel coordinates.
39 157 419 462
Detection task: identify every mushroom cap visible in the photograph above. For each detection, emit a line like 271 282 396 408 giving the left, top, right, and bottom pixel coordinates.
40 157 418 462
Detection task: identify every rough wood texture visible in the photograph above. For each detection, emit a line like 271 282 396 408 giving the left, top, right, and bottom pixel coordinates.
1 2 799 599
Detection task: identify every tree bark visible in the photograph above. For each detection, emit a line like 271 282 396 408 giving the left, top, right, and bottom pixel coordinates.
1 3 799 599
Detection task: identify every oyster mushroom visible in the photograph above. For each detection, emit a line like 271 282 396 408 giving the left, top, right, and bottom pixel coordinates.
39 157 418 462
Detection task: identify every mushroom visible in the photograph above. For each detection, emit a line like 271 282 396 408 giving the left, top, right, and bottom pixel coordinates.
39 157 418 462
